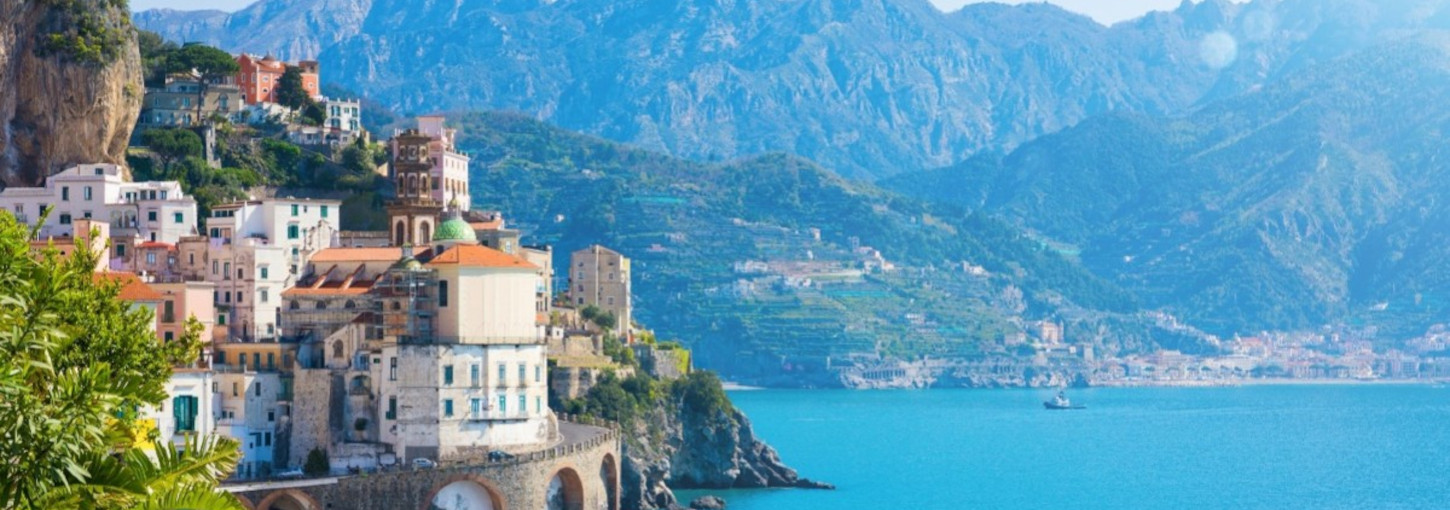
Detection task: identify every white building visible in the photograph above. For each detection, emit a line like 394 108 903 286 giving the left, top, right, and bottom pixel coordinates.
324 97 361 135
206 238 291 342
206 197 341 277
216 371 288 479
0 164 198 254
375 220 553 463
153 369 218 451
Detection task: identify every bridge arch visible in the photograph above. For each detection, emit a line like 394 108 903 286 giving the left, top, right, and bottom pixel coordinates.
546 465 585 510
421 474 509 510
601 453 619 510
256 489 320 510
234 494 256 510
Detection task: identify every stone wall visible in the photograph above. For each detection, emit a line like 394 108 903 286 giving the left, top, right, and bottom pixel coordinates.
235 421 621 510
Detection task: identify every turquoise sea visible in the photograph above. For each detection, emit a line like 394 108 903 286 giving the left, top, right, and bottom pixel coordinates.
676 385 1450 509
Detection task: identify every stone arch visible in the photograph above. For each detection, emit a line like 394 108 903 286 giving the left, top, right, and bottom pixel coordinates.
256 489 320 510
546 466 586 510
421 474 508 510
601 454 619 510
234 494 256 510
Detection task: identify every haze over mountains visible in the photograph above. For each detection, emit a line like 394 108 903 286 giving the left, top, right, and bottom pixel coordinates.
134 0 1450 362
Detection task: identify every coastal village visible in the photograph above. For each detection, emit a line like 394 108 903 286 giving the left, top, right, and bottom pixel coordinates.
0 51 684 509
6 37 1450 510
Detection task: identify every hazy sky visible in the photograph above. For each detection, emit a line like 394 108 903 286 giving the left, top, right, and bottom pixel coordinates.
129 0 1202 25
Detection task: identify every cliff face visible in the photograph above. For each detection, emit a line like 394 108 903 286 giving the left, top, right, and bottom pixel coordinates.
0 0 142 186
620 402 825 509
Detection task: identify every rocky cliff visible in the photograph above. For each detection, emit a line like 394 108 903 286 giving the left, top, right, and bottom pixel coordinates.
1 0 142 186
605 372 828 510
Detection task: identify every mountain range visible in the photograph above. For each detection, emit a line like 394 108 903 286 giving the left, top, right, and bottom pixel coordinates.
133 0 1450 179
130 0 1450 365
886 32 1450 341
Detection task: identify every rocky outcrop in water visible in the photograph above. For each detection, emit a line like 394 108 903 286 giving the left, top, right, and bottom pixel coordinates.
0 0 141 186
612 374 828 510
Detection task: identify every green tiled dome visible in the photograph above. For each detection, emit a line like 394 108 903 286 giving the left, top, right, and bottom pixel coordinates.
434 217 477 243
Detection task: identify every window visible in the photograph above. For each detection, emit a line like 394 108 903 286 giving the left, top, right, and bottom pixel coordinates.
217 314 225 325
83 186 92 201
498 364 505 382
519 396 526 414
287 225 299 239
210 228 220 238
260 289 269 302
264 432 271 446
268 411 275 422
443 365 454 386
498 395 506 414
174 212 184 224
536 396 542 413
163 331 174 342
216 352 226 364
260 267 269 279
438 280 448 307
146 252 157 265
607 297 615 306
471 365 480 386
535 365 541 383
172 396 198 432
267 353 275 370
232 382 238 396
389 357 397 380
115 244 125 257
148 210 157 222
518 363 526 383
59 213 71 225
82 211 91 219
212 261 219 274
290 204 299 216
237 268 243 279
443 399 454 418
162 300 174 323
321 205 329 218
253 380 261 396
470 398 481 417
61 186 69 201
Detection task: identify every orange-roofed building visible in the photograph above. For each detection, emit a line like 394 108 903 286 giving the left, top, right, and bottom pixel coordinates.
236 54 319 105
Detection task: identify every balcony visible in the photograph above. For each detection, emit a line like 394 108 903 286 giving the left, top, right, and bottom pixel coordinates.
400 335 546 346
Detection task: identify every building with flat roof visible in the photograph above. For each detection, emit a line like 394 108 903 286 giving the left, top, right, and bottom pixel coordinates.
0 164 199 258
569 245 632 335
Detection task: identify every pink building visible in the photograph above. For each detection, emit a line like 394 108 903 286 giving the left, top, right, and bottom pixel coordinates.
392 116 471 210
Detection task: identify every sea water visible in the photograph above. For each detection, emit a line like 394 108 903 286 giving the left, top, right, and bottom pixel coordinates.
676 385 1450 509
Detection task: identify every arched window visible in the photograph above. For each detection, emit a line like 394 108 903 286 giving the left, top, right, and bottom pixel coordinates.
289 300 299 310
395 222 406 245
316 301 328 310
421 221 432 244
344 300 356 309
332 340 344 358
391 301 401 311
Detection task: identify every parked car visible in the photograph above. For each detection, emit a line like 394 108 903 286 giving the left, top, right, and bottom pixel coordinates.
412 458 437 469
275 468 304 479
488 450 515 462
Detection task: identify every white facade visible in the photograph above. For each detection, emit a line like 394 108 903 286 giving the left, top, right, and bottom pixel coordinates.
205 198 340 276
152 370 218 451
0 164 198 248
206 239 290 342
375 343 552 463
324 97 361 134
216 371 287 479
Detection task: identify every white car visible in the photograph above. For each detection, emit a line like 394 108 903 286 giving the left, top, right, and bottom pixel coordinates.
412 458 437 469
275 468 304 479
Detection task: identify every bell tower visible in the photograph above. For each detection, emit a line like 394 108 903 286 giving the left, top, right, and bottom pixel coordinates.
386 129 443 246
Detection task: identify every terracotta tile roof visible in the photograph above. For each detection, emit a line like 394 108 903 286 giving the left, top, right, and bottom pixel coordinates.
426 245 537 269
470 219 503 230
310 247 424 263
95 271 164 302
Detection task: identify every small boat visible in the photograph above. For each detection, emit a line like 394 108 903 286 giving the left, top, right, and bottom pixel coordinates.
1043 391 1085 410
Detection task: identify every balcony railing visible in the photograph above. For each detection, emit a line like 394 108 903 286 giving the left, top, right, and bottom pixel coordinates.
398 335 546 346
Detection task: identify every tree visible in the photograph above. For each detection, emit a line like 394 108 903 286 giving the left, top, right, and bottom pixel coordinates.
275 66 311 110
143 128 204 173
166 43 240 123
0 213 242 509
303 448 330 477
299 101 327 126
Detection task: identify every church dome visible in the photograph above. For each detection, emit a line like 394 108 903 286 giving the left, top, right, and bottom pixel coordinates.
434 217 477 243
